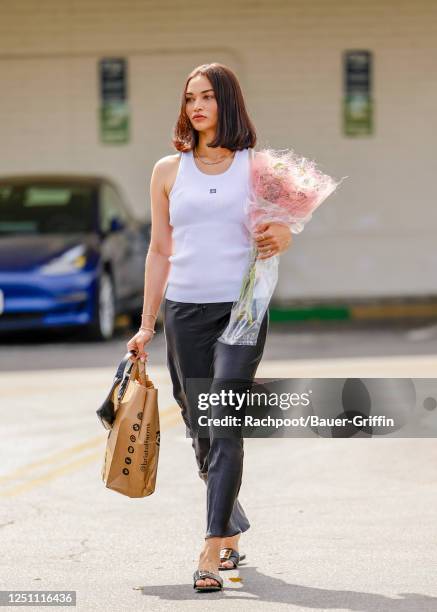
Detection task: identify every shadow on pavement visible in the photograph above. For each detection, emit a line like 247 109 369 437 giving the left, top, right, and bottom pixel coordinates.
138 564 437 610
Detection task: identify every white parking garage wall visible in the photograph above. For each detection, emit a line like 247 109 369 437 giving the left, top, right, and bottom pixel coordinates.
0 1 436 302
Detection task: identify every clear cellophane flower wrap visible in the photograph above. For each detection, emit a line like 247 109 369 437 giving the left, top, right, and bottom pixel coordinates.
218 148 348 346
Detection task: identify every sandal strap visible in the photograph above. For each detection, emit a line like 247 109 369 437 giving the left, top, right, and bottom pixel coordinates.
193 569 223 587
220 547 240 566
220 547 234 560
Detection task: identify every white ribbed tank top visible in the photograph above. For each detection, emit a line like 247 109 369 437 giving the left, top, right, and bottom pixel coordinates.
165 147 253 303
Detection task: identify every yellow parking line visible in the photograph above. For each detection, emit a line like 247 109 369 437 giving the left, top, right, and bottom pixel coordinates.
0 434 106 485
0 411 182 498
0 450 106 498
0 404 180 485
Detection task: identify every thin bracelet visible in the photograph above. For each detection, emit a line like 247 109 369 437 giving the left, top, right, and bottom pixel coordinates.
140 326 156 334
141 313 157 319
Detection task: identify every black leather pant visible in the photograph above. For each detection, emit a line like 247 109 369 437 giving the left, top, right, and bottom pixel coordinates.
163 298 269 539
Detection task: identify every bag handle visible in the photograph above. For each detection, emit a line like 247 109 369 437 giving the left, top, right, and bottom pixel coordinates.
116 352 148 404
126 357 147 385
114 351 135 380
115 351 149 379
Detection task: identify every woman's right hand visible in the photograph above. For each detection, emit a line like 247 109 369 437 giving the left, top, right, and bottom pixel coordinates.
126 328 154 363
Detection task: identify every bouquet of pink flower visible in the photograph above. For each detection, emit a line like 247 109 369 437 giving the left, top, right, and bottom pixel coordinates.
218 147 347 346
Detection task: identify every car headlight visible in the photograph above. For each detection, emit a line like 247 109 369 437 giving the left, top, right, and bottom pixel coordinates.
39 244 87 275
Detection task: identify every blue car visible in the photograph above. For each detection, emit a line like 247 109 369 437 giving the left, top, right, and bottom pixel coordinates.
0 175 150 340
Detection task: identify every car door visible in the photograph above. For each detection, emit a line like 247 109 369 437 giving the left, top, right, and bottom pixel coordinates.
100 182 146 306
99 182 133 304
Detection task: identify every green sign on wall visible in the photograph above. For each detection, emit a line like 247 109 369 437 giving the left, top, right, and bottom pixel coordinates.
100 101 130 144
344 94 373 136
99 58 130 144
343 50 373 136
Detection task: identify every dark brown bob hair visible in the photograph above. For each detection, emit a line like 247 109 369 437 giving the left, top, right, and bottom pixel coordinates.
172 62 257 152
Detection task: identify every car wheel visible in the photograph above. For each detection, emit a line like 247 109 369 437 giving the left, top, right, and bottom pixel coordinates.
87 271 116 340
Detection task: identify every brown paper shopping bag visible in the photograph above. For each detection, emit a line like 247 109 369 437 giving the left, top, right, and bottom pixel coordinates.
100 355 160 498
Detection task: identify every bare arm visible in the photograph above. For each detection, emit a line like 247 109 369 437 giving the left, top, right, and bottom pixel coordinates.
127 157 174 361
140 159 173 323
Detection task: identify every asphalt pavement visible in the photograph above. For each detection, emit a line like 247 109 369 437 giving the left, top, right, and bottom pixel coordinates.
1 322 437 611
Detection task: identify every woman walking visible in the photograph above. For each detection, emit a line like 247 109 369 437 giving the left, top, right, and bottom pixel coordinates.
127 62 292 592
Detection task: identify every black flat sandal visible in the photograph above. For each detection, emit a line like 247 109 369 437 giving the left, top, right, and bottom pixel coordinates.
193 569 223 592
219 547 246 570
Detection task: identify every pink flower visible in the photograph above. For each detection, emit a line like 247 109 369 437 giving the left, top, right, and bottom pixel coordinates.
218 147 347 346
247 148 346 234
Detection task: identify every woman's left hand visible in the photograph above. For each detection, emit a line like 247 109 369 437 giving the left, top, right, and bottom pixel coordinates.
254 222 293 260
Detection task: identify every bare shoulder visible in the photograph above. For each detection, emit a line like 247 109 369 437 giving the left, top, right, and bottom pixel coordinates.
153 153 180 170
152 153 181 197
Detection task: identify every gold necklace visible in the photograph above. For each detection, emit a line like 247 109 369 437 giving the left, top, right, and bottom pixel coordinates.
193 148 235 165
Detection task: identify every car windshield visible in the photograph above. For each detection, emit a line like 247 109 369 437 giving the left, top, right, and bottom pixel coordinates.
0 183 96 235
